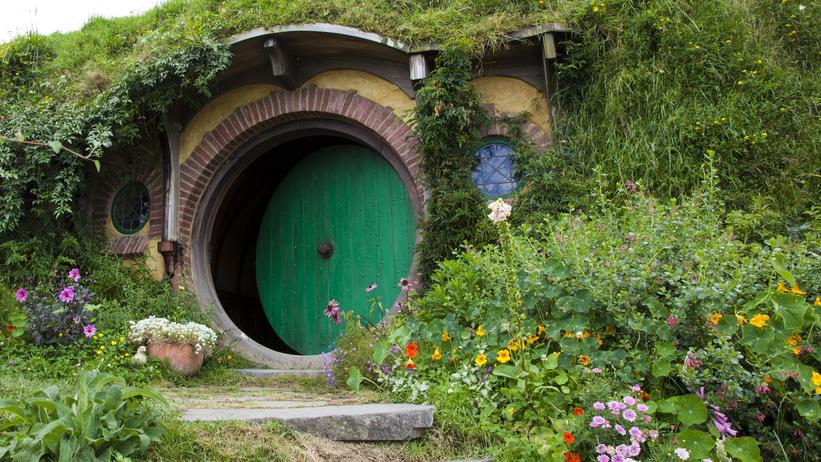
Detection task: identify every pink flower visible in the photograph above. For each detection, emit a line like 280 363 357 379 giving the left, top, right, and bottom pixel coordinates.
590 416 608 428
595 444 608 454
593 401 606 411
598 456 610 462
324 300 341 324
83 324 96 338
623 396 637 406
615 424 626 436
622 409 637 422
58 286 75 303
756 414 765 422
631 385 642 392
592 367 602 374
15 288 28 303
68 268 81 282
398 278 413 292
666 315 679 327
365 283 378 293
637 404 649 413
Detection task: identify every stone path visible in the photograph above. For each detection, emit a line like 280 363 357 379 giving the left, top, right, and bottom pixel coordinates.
162 381 435 441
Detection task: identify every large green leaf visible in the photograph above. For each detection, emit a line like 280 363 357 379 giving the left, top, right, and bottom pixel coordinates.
795 399 820 421
771 292 808 330
372 341 389 365
771 255 796 287
724 436 762 462
677 429 715 459
493 365 522 379
346 367 362 392
651 358 672 378
674 395 708 426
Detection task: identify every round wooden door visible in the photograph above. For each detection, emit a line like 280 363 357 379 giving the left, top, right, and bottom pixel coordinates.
255 144 416 355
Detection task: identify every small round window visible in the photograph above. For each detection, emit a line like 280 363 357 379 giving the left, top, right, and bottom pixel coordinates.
111 182 150 234
472 139 519 198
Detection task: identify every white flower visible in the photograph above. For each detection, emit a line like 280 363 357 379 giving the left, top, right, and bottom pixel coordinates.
128 316 218 358
675 447 690 460
487 198 512 223
798 4 805 12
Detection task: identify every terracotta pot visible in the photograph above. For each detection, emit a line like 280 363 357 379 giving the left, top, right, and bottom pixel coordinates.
147 342 204 376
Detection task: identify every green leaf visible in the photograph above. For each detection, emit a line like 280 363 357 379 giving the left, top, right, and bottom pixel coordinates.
492 365 522 379
651 358 671 378
771 293 808 330
675 395 708 426
372 341 389 365
48 141 62 154
771 255 795 287
741 325 775 354
677 430 715 459
543 352 559 370
554 372 568 385
795 399 820 421
655 341 676 357
93 160 101 172
346 367 362 392
724 436 762 462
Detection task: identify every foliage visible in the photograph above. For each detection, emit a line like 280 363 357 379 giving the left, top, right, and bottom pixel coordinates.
413 41 495 282
373 174 820 460
554 0 820 234
0 370 165 461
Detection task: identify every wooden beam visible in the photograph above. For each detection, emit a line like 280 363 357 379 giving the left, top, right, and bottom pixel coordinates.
542 33 557 60
263 38 295 88
409 54 428 81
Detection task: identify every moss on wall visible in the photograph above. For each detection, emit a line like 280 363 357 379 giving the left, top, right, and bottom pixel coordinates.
301 70 415 121
473 76 551 137
179 84 284 162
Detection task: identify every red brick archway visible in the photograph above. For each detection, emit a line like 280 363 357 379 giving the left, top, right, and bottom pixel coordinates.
177 85 422 258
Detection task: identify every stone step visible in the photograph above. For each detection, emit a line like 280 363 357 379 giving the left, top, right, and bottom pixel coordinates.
235 368 323 377
183 403 435 441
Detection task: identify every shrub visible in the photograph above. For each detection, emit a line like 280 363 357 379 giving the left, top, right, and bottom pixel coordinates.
0 370 165 461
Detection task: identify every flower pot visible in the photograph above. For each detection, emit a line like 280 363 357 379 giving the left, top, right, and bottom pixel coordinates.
147 342 204 376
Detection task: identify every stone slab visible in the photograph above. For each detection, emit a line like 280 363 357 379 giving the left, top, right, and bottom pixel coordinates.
235 368 323 377
183 403 435 441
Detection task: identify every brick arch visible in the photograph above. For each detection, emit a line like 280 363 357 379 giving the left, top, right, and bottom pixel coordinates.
177 85 421 251
92 163 163 244
479 108 551 149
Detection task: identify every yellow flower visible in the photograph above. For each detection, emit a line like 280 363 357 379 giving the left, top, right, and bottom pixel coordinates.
537 324 546 335
749 314 770 328
100 345 105 350
777 282 789 293
432 347 442 361
812 371 821 387
563 331 574 338
476 325 485 337
816 387 821 395
507 339 524 352
96 351 102 355
793 346 802 356
58 333 63 337
496 349 511 364
763 375 772 384
736 314 747 325
790 284 807 296
578 355 591 366
815 297 821 307
226 354 233 361
441 331 451 342
119 336 125 342
605 325 615 336
110 340 116 346
475 354 488 367
593 6 599 11
786 334 802 346
528 334 539 345
709 313 723 326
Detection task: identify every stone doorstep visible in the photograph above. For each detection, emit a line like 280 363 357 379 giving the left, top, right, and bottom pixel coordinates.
183 403 435 441
235 368 324 377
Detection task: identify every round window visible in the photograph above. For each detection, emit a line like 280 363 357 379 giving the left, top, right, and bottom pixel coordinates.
111 182 150 234
472 139 519 198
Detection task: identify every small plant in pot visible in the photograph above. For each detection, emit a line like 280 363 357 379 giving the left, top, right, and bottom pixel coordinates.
128 316 217 376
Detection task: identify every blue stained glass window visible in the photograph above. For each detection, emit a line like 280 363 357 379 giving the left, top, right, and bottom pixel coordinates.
472 140 519 198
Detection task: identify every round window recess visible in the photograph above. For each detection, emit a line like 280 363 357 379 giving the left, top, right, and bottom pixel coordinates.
111 182 150 234
472 139 520 198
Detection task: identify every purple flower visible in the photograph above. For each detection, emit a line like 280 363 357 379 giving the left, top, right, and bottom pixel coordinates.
58 286 75 303
623 396 637 406
612 457 624 462
68 268 81 282
365 283 378 293
622 409 637 422
72 315 82 325
674 447 690 460
628 443 641 457
631 384 642 392
8 360 15 366
598 456 610 462
629 427 642 438
324 299 341 324
648 430 659 440
593 401 606 411
596 444 608 454
643 415 652 423
592 367 602 374
15 288 28 303
83 324 96 338
636 404 649 412
615 444 629 456
615 424 626 436
590 416 608 428
398 278 412 292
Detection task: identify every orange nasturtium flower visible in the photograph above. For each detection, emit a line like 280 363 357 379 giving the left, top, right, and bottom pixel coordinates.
537 324 546 335
776 281 789 293
709 313 723 326
404 358 416 369
749 314 770 329
790 284 807 296
475 324 486 337
431 347 442 361
475 353 488 367
736 314 747 325
578 355 591 366
815 297 821 307
572 407 584 417
763 375 772 384
405 343 418 359
528 334 539 345
497 349 511 364
441 331 451 342
563 432 574 445
786 334 802 346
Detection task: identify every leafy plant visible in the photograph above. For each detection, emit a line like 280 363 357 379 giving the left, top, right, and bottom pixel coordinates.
0 370 165 461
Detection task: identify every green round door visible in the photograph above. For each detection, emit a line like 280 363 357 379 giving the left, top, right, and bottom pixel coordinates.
255 144 416 355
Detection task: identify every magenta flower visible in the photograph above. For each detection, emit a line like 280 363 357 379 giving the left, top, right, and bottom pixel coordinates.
597 455 610 462
623 396 637 406
666 315 679 327
68 268 81 282
83 324 96 338
15 288 28 303
324 299 341 324
636 404 649 413
592 367 602 374
58 286 75 303
398 278 412 292
593 401 606 411
365 283 378 293
622 409 637 422
631 384 642 392
615 424 626 436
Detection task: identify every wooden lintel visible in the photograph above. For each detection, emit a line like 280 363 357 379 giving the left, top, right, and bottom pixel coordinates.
409 54 428 81
542 33 557 60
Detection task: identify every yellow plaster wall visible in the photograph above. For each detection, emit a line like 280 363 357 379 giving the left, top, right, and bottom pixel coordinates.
105 217 165 280
179 84 284 162
301 70 414 122
472 76 552 138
